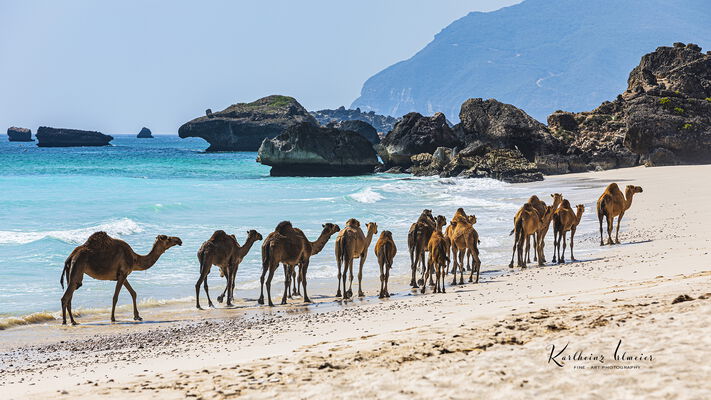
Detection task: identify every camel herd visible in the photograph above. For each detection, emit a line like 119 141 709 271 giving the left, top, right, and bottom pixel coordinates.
58 182 642 325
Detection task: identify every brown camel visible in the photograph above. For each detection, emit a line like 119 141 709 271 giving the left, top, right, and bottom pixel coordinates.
335 219 378 299
509 204 554 268
194 229 262 309
510 194 563 263
259 221 339 307
60 231 182 325
449 213 482 285
408 209 435 288
374 230 397 299
597 183 643 245
423 215 448 294
446 208 468 273
553 201 585 263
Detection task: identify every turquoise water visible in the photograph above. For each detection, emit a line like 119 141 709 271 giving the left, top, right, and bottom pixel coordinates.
0 135 600 319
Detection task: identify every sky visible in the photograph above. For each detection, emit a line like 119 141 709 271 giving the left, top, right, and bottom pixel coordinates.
0 0 521 134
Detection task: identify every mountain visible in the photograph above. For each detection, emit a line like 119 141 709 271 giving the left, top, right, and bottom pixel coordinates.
351 0 711 121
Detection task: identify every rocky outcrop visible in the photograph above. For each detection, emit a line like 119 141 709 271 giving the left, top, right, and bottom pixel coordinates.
35 127 112 147
550 43 711 168
179 95 317 151
327 120 380 144
257 122 379 176
137 127 153 138
7 127 32 142
310 106 398 135
410 145 542 183
378 112 461 167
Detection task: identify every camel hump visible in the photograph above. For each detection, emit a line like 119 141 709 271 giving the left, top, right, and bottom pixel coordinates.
561 199 571 208
275 221 293 234
209 230 229 241
85 231 112 247
606 182 620 193
346 218 360 228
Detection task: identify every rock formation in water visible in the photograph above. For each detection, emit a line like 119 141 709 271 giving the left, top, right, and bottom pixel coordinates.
326 119 380 144
310 106 399 135
7 127 33 142
257 122 379 176
35 127 113 147
137 127 153 138
377 112 461 167
179 95 317 151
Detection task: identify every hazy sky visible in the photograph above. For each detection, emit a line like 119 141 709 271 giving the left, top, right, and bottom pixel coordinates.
0 0 521 134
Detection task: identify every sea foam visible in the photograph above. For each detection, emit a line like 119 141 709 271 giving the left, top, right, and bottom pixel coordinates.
348 187 384 203
0 217 143 245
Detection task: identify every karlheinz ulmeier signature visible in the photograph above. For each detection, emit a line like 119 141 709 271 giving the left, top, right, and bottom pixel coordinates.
548 340 654 368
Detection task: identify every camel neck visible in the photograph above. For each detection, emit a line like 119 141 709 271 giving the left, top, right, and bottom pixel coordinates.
364 229 376 248
133 244 165 271
238 237 258 258
575 208 584 225
624 190 636 211
310 231 332 255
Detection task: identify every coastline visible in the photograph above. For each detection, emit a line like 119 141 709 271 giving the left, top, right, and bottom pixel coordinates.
2 164 711 398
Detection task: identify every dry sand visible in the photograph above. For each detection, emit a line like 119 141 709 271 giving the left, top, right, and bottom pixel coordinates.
1 165 711 399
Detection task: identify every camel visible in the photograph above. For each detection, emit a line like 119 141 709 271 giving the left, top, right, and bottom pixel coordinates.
194 229 262 309
449 212 482 285
552 201 585 263
597 183 643 245
60 231 182 325
509 204 554 268
374 230 397 299
408 209 435 288
335 219 378 299
511 194 563 263
423 215 448 294
259 221 339 307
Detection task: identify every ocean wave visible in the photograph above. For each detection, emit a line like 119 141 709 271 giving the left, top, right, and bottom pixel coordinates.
0 218 143 245
0 312 57 330
347 188 384 203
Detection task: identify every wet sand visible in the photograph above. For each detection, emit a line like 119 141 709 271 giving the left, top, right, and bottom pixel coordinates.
2 165 711 399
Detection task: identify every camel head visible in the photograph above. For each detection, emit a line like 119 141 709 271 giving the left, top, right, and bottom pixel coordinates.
550 193 564 208
467 215 477 225
422 209 433 219
576 204 585 214
155 234 182 250
246 230 263 242
346 218 361 228
626 185 643 195
435 215 447 229
365 222 378 235
321 223 340 236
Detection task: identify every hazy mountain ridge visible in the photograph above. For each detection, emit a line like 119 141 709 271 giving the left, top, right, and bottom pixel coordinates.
351 0 711 121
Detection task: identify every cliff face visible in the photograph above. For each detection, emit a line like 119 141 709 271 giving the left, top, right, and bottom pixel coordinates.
35 127 112 147
179 95 317 151
257 122 379 176
7 127 33 142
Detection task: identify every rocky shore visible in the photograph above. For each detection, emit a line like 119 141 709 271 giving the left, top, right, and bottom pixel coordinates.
310 106 398 135
179 95 317 151
35 126 113 147
6 127 33 142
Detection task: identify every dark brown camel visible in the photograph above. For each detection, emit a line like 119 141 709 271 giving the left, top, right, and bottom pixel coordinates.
408 209 435 288
374 230 397 298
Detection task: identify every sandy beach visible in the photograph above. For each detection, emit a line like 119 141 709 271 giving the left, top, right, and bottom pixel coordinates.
2 164 711 399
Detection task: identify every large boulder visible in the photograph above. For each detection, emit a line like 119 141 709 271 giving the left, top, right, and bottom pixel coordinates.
179 95 317 151
455 98 563 162
378 112 461 167
257 122 379 176
137 127 153 138
7 127 33 142
35 127 112 147
327 119 380 144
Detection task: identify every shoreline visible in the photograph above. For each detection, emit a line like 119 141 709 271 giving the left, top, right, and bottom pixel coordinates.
2 164 711 398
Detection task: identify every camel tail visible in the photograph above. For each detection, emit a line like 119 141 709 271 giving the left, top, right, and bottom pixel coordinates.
509 228 515 236
597 195 607 220
60 256 71 289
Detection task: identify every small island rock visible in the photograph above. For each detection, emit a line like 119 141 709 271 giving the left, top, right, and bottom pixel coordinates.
36 127 113 147
7 127 33 142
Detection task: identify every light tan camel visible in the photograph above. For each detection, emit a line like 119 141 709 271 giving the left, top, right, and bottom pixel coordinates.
374 230 397 299
553 201 585 263
408 209 435 288
194 229 262 309
60 231 182 325
449 214 482 284
423 215 448 294
259 221 339 306
335 219 378 299
597 183 643 245
446 208 468 273
509 204 554 268
510 194 563 263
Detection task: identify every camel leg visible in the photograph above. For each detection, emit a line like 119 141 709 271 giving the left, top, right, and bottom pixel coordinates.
517 232 526 268
421 259 429 294
123 280 142 321
226 267 236 307
265 266 276 307
598 213 605 246
378 260 386 299
532 233 538 262
357 254 366 297
203 277 215 308
509 234 518 268
301 260 311 303
450 248 458 285
606 214 614 245
457 250 465 285
346 259 354 299
336 253 343 297
552 227 558 264
570 227 577 261
539 227 548 263
64 287 78 326
258 265 268 305
281 264 290 305
524 235 531 263
410 251 419 288
292 265 299 296
560 232 567 264
385 260 392 297
110 274 127 323
615 212 624 244
195 274 205 310
61 284 79 326
470 250 481 283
